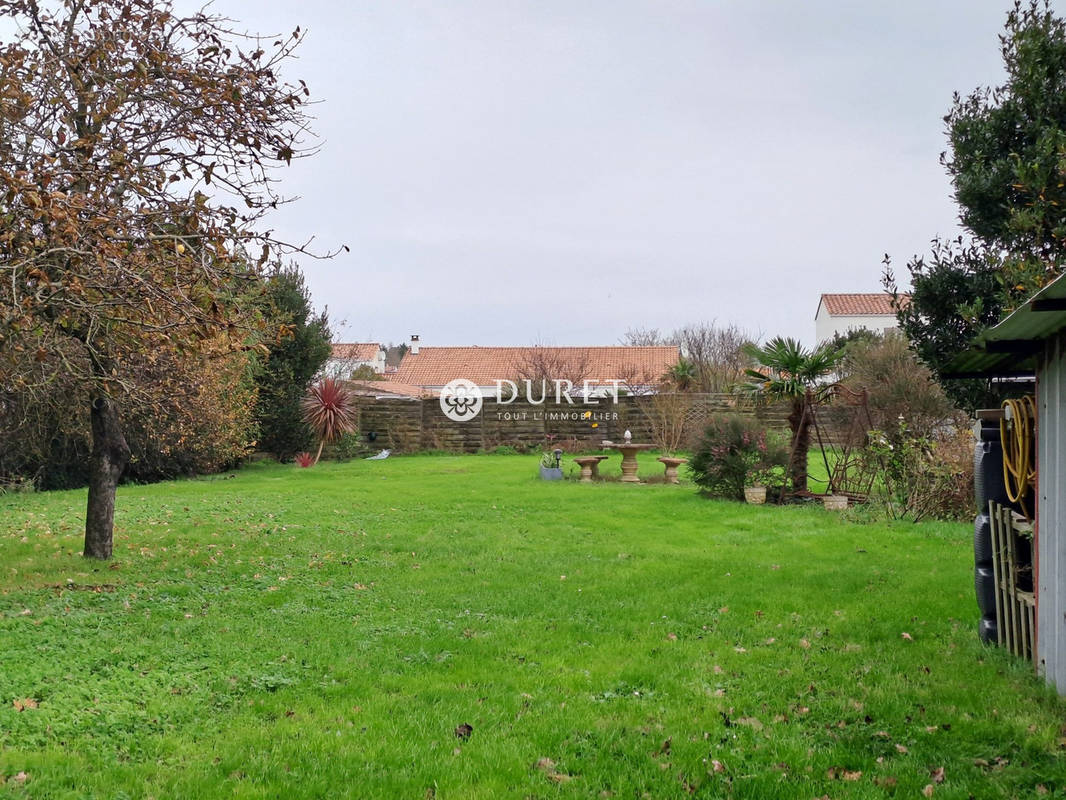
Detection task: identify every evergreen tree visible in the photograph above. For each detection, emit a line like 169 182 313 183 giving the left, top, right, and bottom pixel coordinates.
254 265 332 460
886 1 1066 409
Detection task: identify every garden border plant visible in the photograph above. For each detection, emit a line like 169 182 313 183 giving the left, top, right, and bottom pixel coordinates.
688 413 788 502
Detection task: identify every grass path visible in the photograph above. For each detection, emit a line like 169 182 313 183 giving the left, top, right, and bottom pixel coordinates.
0 455 1063 798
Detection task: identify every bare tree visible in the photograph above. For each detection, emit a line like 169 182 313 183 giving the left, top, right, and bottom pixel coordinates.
673 322 759 393
0 0 323 558
642 388 693 454
620 327 673 347
615 363 662 396
510 347 593 398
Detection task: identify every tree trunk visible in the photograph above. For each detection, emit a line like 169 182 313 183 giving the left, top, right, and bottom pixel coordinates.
787 396 809 494
84 394 131 559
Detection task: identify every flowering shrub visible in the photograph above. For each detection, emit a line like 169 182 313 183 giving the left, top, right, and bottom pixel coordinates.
688 414 788 501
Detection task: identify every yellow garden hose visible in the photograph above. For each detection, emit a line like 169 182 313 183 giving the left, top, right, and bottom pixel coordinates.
1001 396 1037 521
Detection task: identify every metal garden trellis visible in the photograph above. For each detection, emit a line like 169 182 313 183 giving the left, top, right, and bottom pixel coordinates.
790 384 878 501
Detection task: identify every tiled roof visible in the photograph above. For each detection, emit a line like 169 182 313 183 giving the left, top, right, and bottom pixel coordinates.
818 293 909 317
347 380 429 399
388 346 680 387
331 343 382 362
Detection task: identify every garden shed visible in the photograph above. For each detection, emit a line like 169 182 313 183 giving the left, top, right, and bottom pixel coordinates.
947 273 1066 693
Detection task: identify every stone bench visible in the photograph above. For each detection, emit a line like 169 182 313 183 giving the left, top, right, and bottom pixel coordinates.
657 456 688 484
573 455 610 482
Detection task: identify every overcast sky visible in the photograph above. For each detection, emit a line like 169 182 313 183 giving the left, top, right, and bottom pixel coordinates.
202 1 1015 347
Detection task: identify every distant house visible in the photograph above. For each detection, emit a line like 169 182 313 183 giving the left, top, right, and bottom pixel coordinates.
325 343 386 379
815 293 908 344
386 343 681 399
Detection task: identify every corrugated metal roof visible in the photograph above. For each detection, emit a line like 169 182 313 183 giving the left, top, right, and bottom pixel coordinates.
945 274 1066 378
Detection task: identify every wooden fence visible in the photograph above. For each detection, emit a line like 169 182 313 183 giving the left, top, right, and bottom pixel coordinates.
350 392 792 454
989 501 1037 663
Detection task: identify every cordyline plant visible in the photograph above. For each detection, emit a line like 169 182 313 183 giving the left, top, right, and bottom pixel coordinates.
301 378 357 465
0 0 328 558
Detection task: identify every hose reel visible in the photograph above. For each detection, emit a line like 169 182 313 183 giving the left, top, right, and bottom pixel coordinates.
1000 396 1036 522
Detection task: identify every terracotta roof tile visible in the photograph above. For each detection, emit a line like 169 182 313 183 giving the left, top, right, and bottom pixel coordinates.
347 380 428 398
388 346 680 388
331 342 383 362
819 293 909 317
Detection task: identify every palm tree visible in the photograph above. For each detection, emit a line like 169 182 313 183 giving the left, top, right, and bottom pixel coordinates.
742 337 842 494
665 357 697 391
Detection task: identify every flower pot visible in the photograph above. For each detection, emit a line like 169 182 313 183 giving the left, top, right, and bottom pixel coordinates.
539 466 564 481
823 494 848 511
744 486 767 505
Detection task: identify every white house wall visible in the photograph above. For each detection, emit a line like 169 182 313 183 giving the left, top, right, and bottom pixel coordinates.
815 313 899 345
1038 331 1066 693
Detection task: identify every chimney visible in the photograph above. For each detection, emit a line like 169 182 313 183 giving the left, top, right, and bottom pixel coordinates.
410 334 420 355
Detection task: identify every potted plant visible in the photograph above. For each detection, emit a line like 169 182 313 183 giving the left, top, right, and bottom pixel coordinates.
744 435 789 504
744 482 768 505
744 465 775 504
539 449 564 481
823 494 849 511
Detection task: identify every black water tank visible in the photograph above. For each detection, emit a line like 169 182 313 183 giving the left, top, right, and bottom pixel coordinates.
974 513 993 567
974 417 1005 646
974 440 1009 512
975 566 997 616
979 617 998 644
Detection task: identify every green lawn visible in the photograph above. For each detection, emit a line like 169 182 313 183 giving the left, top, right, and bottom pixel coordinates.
0 454 1063 798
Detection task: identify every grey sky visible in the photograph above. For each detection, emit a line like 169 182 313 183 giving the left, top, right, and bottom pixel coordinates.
206 1 1015 346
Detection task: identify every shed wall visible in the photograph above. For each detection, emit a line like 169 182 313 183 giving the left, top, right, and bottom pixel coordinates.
1037 331 1066 692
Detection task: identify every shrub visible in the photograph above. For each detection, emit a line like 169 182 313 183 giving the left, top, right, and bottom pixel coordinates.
332 432 363 461
689 414 788 501
839 331 965 440
253 264 332 462
859 419 975 522
0 340 257 488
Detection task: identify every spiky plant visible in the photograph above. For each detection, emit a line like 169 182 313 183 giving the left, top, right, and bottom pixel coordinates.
294 452 315 468
301 378 357 465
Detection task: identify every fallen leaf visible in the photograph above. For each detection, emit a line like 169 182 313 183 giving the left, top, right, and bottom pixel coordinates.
800 638 811 649
666 633 677 641
895 744 908 754
710 759 725 774
12 698 37 712
736 717 763 731
922 784 935 797
930 766 945 784
454 723 473 740
12 772 28 785
534 757 572 783
843 770 862 781
902 632 913 641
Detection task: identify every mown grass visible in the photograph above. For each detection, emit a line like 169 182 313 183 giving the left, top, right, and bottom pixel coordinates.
0 454 1063 798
